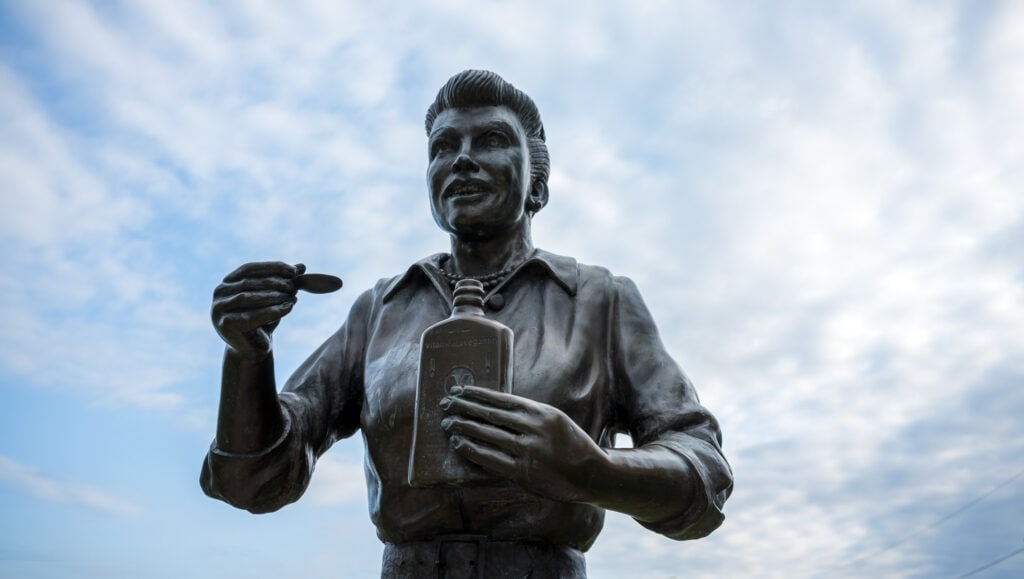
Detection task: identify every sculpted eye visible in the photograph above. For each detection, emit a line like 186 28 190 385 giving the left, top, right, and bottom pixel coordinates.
483 131 508 148
431 139 455 158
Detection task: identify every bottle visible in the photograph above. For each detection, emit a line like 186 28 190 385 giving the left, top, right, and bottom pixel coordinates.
408 278 514 487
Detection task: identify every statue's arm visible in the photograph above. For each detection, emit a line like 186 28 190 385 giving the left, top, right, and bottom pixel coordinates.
201 263 367 513
602 276 733 539
591 398 731 540
443 378 730 539
207 261 302 453
442 276 731 539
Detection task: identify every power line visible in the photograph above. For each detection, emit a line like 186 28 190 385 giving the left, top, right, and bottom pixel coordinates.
953 539 1024 579
837 467 1024 571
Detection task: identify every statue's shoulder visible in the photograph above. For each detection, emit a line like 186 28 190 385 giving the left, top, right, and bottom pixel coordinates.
374 253 448 304
532 249 639 300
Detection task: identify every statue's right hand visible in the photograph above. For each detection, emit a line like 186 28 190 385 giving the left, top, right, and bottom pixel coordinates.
211 261 306 360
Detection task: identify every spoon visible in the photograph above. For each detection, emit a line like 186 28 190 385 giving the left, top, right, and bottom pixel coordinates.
294 273 343 294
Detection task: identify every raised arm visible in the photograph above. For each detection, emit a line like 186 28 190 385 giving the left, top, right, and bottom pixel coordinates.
210 261 305 453
202 269 368 514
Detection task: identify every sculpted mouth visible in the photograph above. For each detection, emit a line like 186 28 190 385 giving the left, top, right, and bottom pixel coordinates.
444 181 491 199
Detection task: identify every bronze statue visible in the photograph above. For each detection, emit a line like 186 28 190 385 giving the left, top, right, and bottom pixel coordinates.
202 70 733 578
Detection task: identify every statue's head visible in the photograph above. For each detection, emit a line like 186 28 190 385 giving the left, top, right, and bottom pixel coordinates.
425 70 549 215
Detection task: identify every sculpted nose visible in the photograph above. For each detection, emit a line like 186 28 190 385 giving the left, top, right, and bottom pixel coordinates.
451 153 479 174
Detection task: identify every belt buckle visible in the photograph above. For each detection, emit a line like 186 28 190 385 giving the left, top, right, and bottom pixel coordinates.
433 534 487 579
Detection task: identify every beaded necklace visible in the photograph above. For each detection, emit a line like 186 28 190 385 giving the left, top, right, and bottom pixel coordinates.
438 256 525 291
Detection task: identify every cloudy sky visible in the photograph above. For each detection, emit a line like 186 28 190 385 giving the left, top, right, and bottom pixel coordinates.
2 1 1022 577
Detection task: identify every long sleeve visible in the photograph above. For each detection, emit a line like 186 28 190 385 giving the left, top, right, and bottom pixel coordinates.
200 290 371 513
610 276 733 540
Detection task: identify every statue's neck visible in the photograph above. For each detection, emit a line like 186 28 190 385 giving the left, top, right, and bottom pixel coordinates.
448 221 534 277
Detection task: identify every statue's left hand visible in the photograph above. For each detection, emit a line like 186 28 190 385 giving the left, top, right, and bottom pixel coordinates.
441 385 607 503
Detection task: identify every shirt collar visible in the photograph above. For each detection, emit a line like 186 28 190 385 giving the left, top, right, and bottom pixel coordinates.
382 248 578 303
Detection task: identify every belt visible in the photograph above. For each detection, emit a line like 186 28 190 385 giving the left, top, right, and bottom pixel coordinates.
381 534 586 578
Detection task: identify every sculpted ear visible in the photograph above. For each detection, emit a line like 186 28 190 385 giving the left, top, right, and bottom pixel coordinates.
527 179 549 215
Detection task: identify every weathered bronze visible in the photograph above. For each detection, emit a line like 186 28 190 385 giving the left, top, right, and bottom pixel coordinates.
202 70 733 578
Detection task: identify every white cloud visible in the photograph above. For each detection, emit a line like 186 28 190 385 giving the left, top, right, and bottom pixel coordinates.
0 69 151 250
0 455 142 517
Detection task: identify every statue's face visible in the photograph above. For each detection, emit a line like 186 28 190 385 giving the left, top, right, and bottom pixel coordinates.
427 105 532 239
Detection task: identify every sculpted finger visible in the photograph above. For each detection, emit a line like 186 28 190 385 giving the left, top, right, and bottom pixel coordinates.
214 276 296 298
216 302 295 334
449 435 516 476
443 396 528 432
213 290 297 315
451 385 533 412
223 261 305 283
441 416 519 451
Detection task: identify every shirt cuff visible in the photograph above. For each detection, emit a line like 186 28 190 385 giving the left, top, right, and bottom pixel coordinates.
208 410 294 460
633 442 727 540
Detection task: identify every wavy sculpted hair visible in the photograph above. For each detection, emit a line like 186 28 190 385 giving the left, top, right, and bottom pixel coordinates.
425 70 550 211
